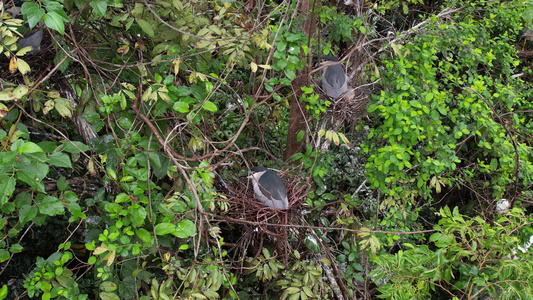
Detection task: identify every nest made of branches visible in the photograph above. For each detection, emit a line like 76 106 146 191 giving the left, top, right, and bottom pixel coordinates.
219 171 310 262
225 171 309 222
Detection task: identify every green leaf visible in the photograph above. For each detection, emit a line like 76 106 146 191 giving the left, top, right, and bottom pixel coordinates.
39 196 65 216
296 130 305 142
129 205 146 227
9 243 23 253
48 152 72 168
135 228 153 244
44 11 66 35
100 281 118 292
56 176 69 191
173 101 189 113
0 176 16 205
0 250 9 263
155 222 176 235
90 0 108 17
136 18 154 37
202 101 217 112
0 285 8 300
175 219 196 238
304 235 321 253
21 2 45 28
60 141 91 153
99 292 120 300
19 204 38 225
67 202 84 221
44 1 70 21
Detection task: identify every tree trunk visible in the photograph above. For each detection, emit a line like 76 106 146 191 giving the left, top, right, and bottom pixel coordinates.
283 0 317 161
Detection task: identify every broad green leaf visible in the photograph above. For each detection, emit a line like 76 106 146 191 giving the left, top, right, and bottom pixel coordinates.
39 196 64 216
90 0 108 17
115 193 130 203
136 18 154 37
43 1 70 21
9 243 22 253
0 284 7 300
60 141 91 153
175 219 196 238
202 101 217 112
21 2 45 28
100 281 118 292
0 250 9 263
155 222 176 235
135 228 152 243
173 101 189 113
129 205 146 227
48 152 72 168
304 235 321 253
0 176 16 205
99 292 120 300
44 11 66 35
296 130 305 142
19 204 38 225
19 141 43 153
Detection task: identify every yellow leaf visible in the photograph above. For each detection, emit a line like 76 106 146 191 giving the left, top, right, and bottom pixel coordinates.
4 36 18 46
12 85 29 100
0 89 15 101
117 45 129 55
196 39 212 48
16 46 32 56
93 245 109 255
16 58 31 75
250 61 258 73
325 130 332 141
43 99 54 114
9 56 17 73
172 59 181 75
141 87 153 101
338 132 352 147
88 159 96 176
0 103 9 119
189 71 197 83
391 43 402 57
104 249 116 266
332 132 340 146
258 64 271 69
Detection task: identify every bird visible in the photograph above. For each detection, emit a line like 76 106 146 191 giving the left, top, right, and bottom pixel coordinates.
321 55 347 99
243 166 288 209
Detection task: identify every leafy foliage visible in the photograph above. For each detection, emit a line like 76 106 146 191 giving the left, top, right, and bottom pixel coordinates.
372 206 533 299
0 0 533 299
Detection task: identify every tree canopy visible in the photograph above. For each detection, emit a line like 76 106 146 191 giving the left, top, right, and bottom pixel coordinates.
1 0 533 299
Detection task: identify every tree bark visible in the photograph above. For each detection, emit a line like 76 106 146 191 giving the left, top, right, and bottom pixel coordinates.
283 0 317 161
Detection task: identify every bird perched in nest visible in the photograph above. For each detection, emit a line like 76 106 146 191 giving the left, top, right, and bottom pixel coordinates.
321 55 347 100
243 166 288 209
